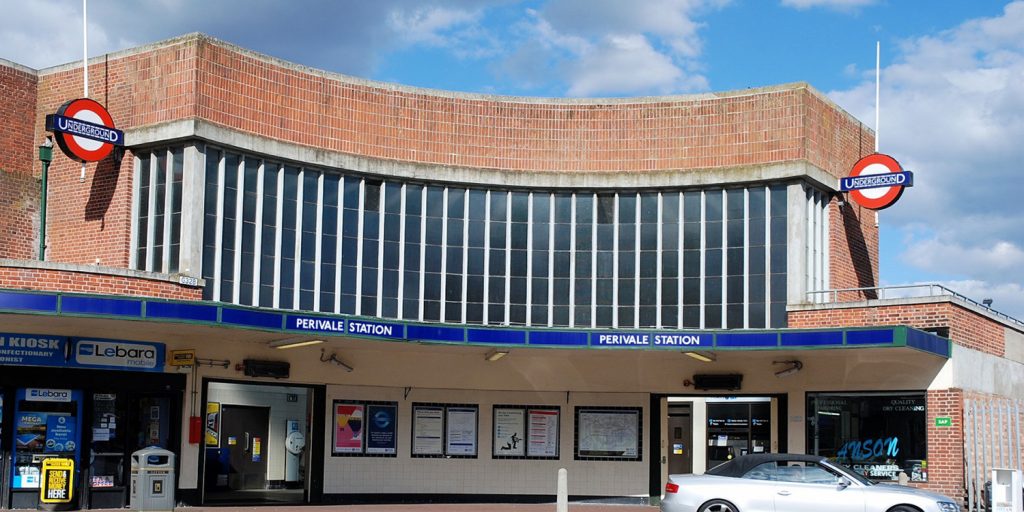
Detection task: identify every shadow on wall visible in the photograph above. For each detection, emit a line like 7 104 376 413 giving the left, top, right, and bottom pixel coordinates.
84 154 122 225
842 205 878 299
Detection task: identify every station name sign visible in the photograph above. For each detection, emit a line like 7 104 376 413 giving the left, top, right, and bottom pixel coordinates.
594 332 710 347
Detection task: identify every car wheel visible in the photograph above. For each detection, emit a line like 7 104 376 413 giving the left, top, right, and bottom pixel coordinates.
698 499 739 512
887 506 919 512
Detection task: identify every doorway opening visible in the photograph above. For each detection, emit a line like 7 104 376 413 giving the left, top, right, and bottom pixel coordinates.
201 381 318 505
656 394 787 500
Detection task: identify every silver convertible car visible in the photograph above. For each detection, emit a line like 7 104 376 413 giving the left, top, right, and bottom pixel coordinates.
661 454 960 512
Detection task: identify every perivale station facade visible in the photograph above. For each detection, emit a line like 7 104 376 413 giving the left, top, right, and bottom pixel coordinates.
0 34 1021 509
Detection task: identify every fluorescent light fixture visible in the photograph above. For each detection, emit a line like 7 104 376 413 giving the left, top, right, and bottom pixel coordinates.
269 339 324 350
684 351 716 363
773 360 803 378
484 349 509 362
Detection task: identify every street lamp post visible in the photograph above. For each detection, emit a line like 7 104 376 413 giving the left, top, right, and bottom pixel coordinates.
38 136 53 261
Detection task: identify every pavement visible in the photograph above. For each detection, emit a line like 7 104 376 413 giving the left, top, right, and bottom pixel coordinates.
116 505 659 512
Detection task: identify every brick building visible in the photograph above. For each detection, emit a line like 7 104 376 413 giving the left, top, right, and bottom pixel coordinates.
0 33 1020 510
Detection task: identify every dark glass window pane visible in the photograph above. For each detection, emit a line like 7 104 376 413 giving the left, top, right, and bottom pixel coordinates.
704 305 722 329
639 306 656 328
682 278 700 305
511 192 529 222
749 303 766 328
364 180 381 211
749 188 766 218
705 277 723 304
662 251 679 278
640 193 658 222
705 190 723 221
640 224 658 250
426 186 444 217
727 248 744 276
771 274 787 302
705 248 722 277
683 305 700 328
640 253 658 278
706 221 723 248
662 193 679 222
662 278 679 305
597 195 615 224
750 274 766 303
576 194 593 223
683 222 700 249
384 182 402 214
727 304 744 328
683 191 701 223
639 279 657 306
770 185 788 217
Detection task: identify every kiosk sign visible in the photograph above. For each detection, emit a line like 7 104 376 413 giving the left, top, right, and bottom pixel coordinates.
45 98 124 162
841 153 913 210
40 458 74 503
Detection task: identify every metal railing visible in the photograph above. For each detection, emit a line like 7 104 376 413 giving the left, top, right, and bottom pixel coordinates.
806 284 1024 329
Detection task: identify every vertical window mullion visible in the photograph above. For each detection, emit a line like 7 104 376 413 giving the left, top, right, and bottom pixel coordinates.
313 173 325 311
483 191 491 325
656 193 663 328
333 177 344 313
354 178 365 315
377 183 387 316
272 168 284 309
232 157 244 302
568 194 576 328
462 190 470 323
161 148 174 273
146 154 159 272
525 192 533 326
397 183 407 318
439 188 449 322
590 194 597 329
253 160 265 303
765 186 772 326
677 192 684 326
699 190 706 329
743 187 750 328
291 170 305 309
612 193 619 328
548 194 555 327
212 153 225 300
823 193 830 293
634 193 641 328
504 192 511 324
720 190 727 327
418 186 427 321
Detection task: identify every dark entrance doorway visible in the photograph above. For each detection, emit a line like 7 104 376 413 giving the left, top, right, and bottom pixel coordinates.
667 403 693 475
201 380 324 505
221 405 269 491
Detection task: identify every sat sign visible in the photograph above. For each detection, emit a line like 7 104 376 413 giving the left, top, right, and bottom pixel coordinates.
840 153 913 210
45 98 124 162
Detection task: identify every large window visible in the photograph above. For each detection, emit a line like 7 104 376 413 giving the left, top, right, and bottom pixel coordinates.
138 145 834 329
806 392 928 482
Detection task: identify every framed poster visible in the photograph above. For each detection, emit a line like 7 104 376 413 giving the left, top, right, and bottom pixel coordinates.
365 404 398 455
412 405 444 456
575 407 641 460
526 408 560 458
205 402 221 447
493 408 526 457
445 406 478 456
333 402 364 454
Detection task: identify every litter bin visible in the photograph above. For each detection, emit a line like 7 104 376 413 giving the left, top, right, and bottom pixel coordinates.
130 447 175 512
990 469 1023 512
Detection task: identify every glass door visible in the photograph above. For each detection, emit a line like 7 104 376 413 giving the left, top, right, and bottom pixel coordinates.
86 393 128 509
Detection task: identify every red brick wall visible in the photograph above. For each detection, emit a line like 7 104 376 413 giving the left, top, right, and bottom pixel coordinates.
0 267 200 300
915 389 965 502
0 63 40 260
788 301 1006 356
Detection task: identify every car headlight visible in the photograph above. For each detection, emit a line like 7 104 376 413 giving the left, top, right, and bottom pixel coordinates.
937 501 960 512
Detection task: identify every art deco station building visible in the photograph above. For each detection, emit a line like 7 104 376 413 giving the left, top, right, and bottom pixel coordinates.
0 34 1020 510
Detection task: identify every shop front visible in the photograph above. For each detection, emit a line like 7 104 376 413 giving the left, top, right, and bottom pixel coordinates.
0 334 182 510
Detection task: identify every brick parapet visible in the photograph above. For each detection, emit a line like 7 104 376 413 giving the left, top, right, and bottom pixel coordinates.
788 300 1006 356
0 266 201 300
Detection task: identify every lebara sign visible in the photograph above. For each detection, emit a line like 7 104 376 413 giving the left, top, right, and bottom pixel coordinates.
840 153 914 210
72 338 164 371
45 98 124 162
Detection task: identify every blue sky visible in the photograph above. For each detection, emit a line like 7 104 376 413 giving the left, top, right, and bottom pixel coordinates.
2 0 1023 318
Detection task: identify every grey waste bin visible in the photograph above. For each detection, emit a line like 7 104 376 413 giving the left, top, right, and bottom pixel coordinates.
130 447 175 512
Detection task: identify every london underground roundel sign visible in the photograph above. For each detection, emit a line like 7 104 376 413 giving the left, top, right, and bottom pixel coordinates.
44 98 124 163
840 153 914 210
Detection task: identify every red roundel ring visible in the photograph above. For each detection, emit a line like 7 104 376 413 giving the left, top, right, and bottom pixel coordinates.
55 98 117 162
847 153 905 210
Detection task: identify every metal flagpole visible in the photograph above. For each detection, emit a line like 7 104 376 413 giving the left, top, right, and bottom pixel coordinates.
874 41 880 228
81 0 88 182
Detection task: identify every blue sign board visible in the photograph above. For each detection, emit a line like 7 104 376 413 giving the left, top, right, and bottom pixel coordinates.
46 114 124 146
651 333 710 347
840 171 913 192
0 334 66 367
347 320 404 339
288 315 345 333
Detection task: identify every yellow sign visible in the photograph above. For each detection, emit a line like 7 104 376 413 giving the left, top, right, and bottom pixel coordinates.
206 402 221 446
169 349 196 366
40 458 74 504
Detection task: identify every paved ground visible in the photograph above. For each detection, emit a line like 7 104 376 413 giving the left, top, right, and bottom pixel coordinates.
130 505 658 512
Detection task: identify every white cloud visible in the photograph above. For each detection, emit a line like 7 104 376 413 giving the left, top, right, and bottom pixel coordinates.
387 7 480 46
780 0 877 11
829 1 1024 319
499 0 726 96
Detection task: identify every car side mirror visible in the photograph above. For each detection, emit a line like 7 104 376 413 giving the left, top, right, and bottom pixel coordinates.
838 477 852 490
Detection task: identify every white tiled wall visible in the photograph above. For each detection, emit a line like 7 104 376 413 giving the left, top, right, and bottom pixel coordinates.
323 385 650 497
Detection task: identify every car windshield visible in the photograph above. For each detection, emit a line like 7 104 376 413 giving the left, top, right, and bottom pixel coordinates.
825 460 875 486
